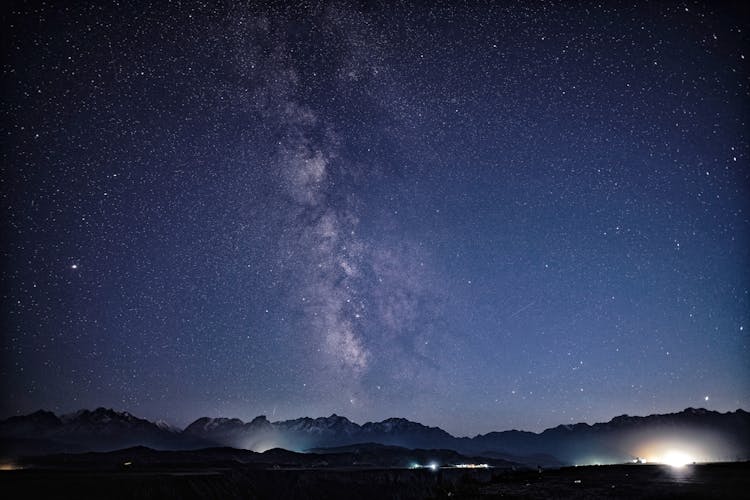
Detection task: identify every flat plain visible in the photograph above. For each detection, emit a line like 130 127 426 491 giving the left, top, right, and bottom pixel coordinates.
2 461 748 499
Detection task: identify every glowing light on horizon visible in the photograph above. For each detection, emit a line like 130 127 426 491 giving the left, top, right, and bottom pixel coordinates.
659 451 693 468
634 435 714 467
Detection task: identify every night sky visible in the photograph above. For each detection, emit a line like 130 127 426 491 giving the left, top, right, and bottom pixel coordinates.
2 1 748 436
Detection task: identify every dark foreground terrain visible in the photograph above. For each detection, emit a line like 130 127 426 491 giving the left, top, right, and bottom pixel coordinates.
1 461 748 499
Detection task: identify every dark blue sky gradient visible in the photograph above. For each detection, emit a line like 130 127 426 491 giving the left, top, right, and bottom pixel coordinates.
2 1 748 435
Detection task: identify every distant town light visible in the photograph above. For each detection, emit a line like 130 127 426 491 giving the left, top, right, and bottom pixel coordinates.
661 451 692 468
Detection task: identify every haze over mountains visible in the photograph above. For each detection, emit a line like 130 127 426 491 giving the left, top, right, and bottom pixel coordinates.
1 407 748 466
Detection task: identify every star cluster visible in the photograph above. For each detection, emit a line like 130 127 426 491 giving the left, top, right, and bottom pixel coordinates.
1 1 748 435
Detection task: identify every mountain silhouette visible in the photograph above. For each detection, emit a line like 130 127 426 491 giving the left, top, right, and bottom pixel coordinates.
1 407 747 465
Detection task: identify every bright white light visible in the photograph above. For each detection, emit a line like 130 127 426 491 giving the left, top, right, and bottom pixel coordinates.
661 451 692 468
429 462 438 471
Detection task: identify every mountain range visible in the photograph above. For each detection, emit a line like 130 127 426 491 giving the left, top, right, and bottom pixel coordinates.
1 407 748 465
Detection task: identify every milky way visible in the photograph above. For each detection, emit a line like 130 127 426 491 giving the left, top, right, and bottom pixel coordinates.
2 1 748 435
